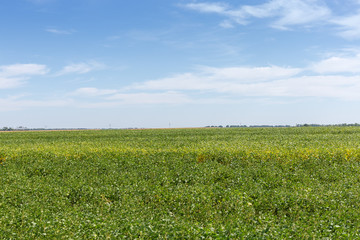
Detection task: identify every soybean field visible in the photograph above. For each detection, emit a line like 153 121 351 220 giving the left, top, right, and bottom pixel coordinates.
1 127 360 239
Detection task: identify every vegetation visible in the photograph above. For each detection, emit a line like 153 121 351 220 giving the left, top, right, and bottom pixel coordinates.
1 127 360 238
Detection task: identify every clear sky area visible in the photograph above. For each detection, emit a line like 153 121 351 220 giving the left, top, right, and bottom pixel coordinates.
1 0 360 128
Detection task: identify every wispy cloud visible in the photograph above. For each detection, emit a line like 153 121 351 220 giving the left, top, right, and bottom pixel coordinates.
71 87 117 97
5 54 360 110
124 55 360 101
56 61 105 76
0 64 48 89
64 54 360 106
185 2 229 14
332 12 360 39
219 75 360 100
0 95 71 111
219 20 235 28
184 0 331 30
106 92 191 104
0 64 48 77
68 88 191 107
131 65 302 91
46 28 75 35
184 0 360 39
312 53 360 73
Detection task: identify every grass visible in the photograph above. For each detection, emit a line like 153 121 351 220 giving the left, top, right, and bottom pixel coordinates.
1 127 360 238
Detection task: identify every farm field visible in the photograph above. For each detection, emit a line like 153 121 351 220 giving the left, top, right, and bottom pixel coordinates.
1 127 360 239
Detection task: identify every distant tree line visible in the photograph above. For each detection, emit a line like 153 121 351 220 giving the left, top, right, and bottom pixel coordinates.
206 125 291 128
205 123 360 128
1 127 14 131
296 123 360 127
0 126 89 131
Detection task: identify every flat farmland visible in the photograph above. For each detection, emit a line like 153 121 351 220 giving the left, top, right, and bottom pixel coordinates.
1 127 360 239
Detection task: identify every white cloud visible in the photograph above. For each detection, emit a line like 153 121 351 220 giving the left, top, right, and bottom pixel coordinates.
132 65 302 91
0 77 23 89
262 0 330 30
5 57 359 111
201 65 302 81
70 87 191 105
184 1 360 40
312 54 360 73
128 63 360 101
220 75 360 100
107 92 191 104
0 64 48 77
71 87 117 97
0 64 48 89
46 28 75 35
185 2 229 14
72 91 191 107
332 12 360 39
184 0 331 29
0 95 71 111
56 61 105 76
219 20 234 28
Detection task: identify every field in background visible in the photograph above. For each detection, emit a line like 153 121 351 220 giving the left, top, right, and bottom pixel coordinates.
1 127 360 238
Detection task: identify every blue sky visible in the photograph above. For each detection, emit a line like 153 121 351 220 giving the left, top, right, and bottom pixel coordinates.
1 0 360 128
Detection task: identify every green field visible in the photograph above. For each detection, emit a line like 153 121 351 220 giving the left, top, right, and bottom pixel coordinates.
1 127 360 239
